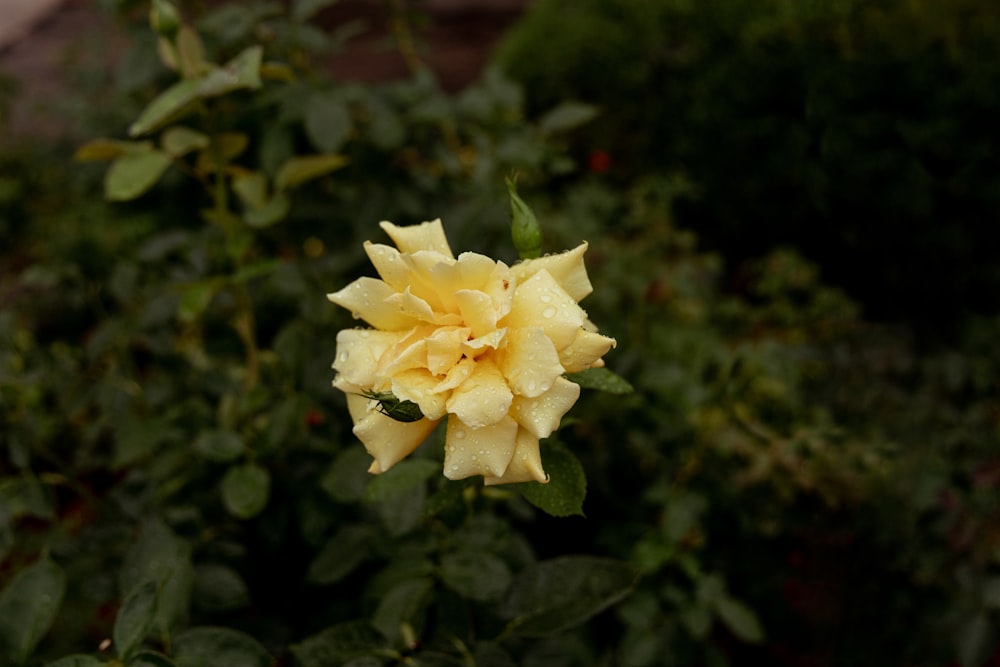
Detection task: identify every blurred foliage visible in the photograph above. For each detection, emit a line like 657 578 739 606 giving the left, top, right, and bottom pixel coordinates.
1 0 999 666
495 0 1000 335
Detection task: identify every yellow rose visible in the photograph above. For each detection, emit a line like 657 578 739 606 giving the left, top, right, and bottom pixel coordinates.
328 219 616 485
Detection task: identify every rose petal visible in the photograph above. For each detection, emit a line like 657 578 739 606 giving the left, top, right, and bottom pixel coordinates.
391 368 448 420
380 219 454 258
483 428 548 486
433 357 476 393
510 376 580 439
425 326 469 376
500 326 564 398
558 330 618 373
446 357 513 428
327 277 418 331
510 242 592 302
364 242 410 291
352 409 439 474
504 269 586 350
400 250 459 313
444 416 518 479
454 289 497 338
462 328 507 359
332 328 406 390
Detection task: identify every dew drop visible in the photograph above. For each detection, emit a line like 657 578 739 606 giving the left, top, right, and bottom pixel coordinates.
338 351 349 363
540 293 552 303
542 306 556 319
527 380 537 393
351 311 361 319
454 429 467 439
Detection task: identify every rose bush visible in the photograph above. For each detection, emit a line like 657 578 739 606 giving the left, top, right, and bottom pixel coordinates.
328 218 616 485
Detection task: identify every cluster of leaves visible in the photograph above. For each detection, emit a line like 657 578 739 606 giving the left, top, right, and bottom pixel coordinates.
528 174 1000 666
0 1 633 665
495 0 1000 333
3 0 999 666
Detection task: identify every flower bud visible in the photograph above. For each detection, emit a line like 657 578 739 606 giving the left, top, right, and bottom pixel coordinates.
507 178 542 260
150 0 181 38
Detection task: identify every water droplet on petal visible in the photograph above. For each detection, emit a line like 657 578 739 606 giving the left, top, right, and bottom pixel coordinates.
351 311 361 319
540 293 552 303
338 351 349 363
454 429 467 439
542 306 556 319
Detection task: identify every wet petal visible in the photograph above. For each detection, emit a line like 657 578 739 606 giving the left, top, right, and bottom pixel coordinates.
510 376 580 439
500 326 564 398
454 289 497 338
433 357 476 393
446 358 513 428
559 330 618 373
364 242 409 291
462 327 507 359
332 328 406 390
443 416 518 479
510 242 592 302
426 326 469 375
392 368 448 420
380 219 454 258
483 428 548 486
327 277 418 331
504 269 586 350
353 409 439 474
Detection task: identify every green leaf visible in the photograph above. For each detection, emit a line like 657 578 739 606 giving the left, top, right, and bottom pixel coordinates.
363 459 439 504
0 556 66 663
714 595 764 643
304 92 352 152
175 26 206 79
192 565 250 614
75 138 149 162
439 550 512 602
0 475 55 520
127 650 178 667
231 171 268 209
292 0 340 22
114 580 159 660
44 656 105 667
129 47 262 137
232 260 280 283
172 626 272 667
243 193 289 228
129 78 201 137
197 46 262 97
275 154 348 191
307 525 376 585
372 578 433 641
538 101 599 135
105 150 173 201
120 519 193 639
177 281 219 323
320 446 372 502
196 133 249 171
565 367 633 394
500 556 638 637
509 440 586 517
161 126 209 157
193 429 245 462
291 621 391 667
221 463 271 519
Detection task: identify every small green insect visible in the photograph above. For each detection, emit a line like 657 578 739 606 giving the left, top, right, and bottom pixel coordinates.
360 390 425 423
